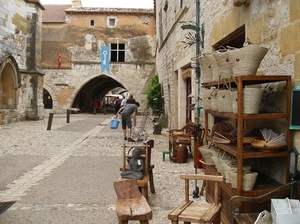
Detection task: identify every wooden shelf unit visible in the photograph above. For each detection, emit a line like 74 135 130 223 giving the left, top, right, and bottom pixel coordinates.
203 75 292 224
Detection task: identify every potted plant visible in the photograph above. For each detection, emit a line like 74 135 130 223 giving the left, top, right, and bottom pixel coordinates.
145 75 167 134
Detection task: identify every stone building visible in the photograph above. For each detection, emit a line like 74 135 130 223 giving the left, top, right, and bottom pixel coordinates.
155 0 300 202
0 0 45 124
41 0 156 114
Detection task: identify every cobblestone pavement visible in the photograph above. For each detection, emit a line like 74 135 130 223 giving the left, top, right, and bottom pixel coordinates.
0 113 206 224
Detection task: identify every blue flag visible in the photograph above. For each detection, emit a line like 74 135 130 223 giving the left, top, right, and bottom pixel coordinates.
101 46 110 74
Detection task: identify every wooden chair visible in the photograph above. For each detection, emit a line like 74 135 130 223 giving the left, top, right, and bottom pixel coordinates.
114 179 152 224
168 174 223 224
229 184 291 224
120 139 155 200
165 122 195 161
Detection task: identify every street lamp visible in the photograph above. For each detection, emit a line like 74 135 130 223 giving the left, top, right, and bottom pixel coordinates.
289 147 299 199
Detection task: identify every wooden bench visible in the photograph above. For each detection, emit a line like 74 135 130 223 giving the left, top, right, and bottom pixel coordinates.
114 179 152 224
229 184 291 224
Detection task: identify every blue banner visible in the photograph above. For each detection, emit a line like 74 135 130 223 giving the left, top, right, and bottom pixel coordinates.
101 46 110 74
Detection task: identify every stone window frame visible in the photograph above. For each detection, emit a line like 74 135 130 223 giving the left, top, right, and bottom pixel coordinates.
110 40 126 62
107 16 117 28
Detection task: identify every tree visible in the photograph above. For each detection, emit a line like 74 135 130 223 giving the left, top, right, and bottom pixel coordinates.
145 75 164 116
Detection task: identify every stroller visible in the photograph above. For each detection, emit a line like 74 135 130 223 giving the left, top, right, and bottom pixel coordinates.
131 108 150 142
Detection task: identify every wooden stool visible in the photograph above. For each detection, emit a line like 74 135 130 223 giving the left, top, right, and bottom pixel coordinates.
168 174 223 224
162 150 171 161
114 179 152 224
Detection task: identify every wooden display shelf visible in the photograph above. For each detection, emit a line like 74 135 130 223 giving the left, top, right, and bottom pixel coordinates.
202 75 291 87
203 75 291 223
206 165 283 196
204 110 289 119
205 136 289 158
205 165 283 224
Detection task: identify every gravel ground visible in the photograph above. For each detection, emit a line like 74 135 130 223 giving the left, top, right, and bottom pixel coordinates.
0 113 207 224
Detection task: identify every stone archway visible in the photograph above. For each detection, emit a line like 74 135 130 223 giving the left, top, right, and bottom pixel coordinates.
71 74 126 113
0 55 20 110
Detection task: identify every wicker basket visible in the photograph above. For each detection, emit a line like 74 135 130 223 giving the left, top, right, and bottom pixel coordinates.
232 87 263 114
229 171 258 191
217 76 236 113
198 53 213 83
231 90 238 113
201 88 212 111
210 87 218 111
211 55 222 82
228 44 268 77
213 48 233 79
198 53 221 83
198 144 219 165
243 87 263 114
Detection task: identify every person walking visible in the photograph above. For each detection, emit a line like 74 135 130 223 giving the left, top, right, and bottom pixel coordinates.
93 99 100 114
116 102 140 142
126 94 136 104
114 96 122 114
121 95 127 107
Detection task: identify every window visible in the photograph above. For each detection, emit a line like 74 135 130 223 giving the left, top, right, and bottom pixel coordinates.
213 25 245 50
107 16 117 27
111 43 125 62
90 20 94 26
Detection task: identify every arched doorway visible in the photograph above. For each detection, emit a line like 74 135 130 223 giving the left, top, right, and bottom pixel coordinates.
43 89 53 109
0 55 20 110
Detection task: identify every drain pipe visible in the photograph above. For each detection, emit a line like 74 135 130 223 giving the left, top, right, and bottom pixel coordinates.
192 0 201 199
195 0 201 124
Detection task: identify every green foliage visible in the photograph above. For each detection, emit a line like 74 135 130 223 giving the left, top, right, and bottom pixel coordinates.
145 75 164 116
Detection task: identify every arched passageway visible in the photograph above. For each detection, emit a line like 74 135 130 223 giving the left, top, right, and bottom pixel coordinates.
43 89 53 109
72 75 126 114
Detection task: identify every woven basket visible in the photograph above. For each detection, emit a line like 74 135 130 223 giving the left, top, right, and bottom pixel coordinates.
224 161 238 183
202 88 212 111
243 87 263 114
198 144 219 165
213 48 233 79
231 90 238 113
232 87 263 114
210 87 218 111
211 55 222 82
217 76 236 113
228 44 268 77
229 171 258 191
198 53 213 83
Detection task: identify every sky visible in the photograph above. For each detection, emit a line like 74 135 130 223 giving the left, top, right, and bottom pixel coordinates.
40 0 154 8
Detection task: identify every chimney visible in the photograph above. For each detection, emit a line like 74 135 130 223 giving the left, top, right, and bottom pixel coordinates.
72 0 82 7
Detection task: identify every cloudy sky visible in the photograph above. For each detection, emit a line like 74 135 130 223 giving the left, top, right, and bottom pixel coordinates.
40 0 154 8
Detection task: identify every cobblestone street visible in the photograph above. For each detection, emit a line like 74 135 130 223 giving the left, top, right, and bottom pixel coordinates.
0 113 206 224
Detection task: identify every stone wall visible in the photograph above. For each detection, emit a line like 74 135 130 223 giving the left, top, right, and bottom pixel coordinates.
156 0 300 177
0 0 44 124
42 8 156 113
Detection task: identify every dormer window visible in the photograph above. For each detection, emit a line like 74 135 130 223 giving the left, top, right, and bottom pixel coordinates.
107 16 117 27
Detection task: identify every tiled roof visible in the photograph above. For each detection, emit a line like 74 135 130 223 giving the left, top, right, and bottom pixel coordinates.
42 5 72 23
65 7 154 15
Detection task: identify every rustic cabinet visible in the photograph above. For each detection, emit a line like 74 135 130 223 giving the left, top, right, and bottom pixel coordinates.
202 75 291 224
